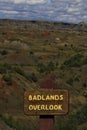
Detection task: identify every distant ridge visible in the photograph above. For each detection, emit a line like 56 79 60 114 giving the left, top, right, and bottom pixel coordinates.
0 19 87 31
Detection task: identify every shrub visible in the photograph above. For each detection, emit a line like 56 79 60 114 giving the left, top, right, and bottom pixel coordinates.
63 54 83 68
3 63 12 70
66 78 73 86
0 50 8 55
47 61 55 73
29 51 34 55
64 44 67 47
0 63 12 74
0 65 6 74
56 115 77 130
25 72 37 82
0 114 31 130
83 91 87 98
81 127 87 130
76 104 87 124
2 74 12 85
37 61 55 73
74 76 80 82
83 82 87 88
83 57 87 65
37 63 46 73
14 66 24 75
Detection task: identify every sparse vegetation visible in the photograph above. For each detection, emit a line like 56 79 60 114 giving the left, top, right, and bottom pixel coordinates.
56 104 87 130
2 73 12 85
37 63 47 73
83 82 87 88
0 50 8 55
14 66 25 76
0 19 87 130
0 65 6 74
25 72 38 82
66 78 73 86
47 61 56 73
63 54 83 68
37 61 56 73
0 114 32 130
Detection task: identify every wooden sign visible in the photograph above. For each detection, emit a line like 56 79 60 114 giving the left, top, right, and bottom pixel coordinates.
24 89 68 116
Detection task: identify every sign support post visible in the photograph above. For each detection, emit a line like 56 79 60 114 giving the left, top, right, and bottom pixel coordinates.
39 74 55 130
40 115 54 130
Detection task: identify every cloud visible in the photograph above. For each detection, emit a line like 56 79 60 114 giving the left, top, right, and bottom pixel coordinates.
0 9 18 14
0 0 47 4
0 0 87 23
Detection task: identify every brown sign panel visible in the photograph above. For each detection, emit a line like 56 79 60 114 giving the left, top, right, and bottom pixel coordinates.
24 89 68 116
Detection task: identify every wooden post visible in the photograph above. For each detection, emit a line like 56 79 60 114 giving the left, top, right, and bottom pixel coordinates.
39 74 56 130
40 115 54 130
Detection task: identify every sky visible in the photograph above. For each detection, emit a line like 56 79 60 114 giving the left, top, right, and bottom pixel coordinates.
0 0 87 23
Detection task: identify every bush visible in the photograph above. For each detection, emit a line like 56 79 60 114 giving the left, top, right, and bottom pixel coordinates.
56 115 77 130
25 72 37 82
0 114 31 130
66 78 73 86
76 104 87 124
63 54 83 68
83 82 87 88
14 66 24 75
29 51 34 55
0 65 6 74
0 63 12 74
3 63 12 70
80 127 87 130
83 57 87 65
74 76 80 82
2 74 12 85
47 61 55 73
56 105 87 130
37 61 55 73
0 50 8 55
37 63 46 73
83 91 87 98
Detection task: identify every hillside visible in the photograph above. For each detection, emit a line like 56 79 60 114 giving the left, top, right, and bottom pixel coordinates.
0 19 87 31
0 19 87 130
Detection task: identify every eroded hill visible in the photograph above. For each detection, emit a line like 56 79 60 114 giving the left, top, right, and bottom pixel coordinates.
0 19 87 130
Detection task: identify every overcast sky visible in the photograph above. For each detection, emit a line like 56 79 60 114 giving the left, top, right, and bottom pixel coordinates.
0 0 87 23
